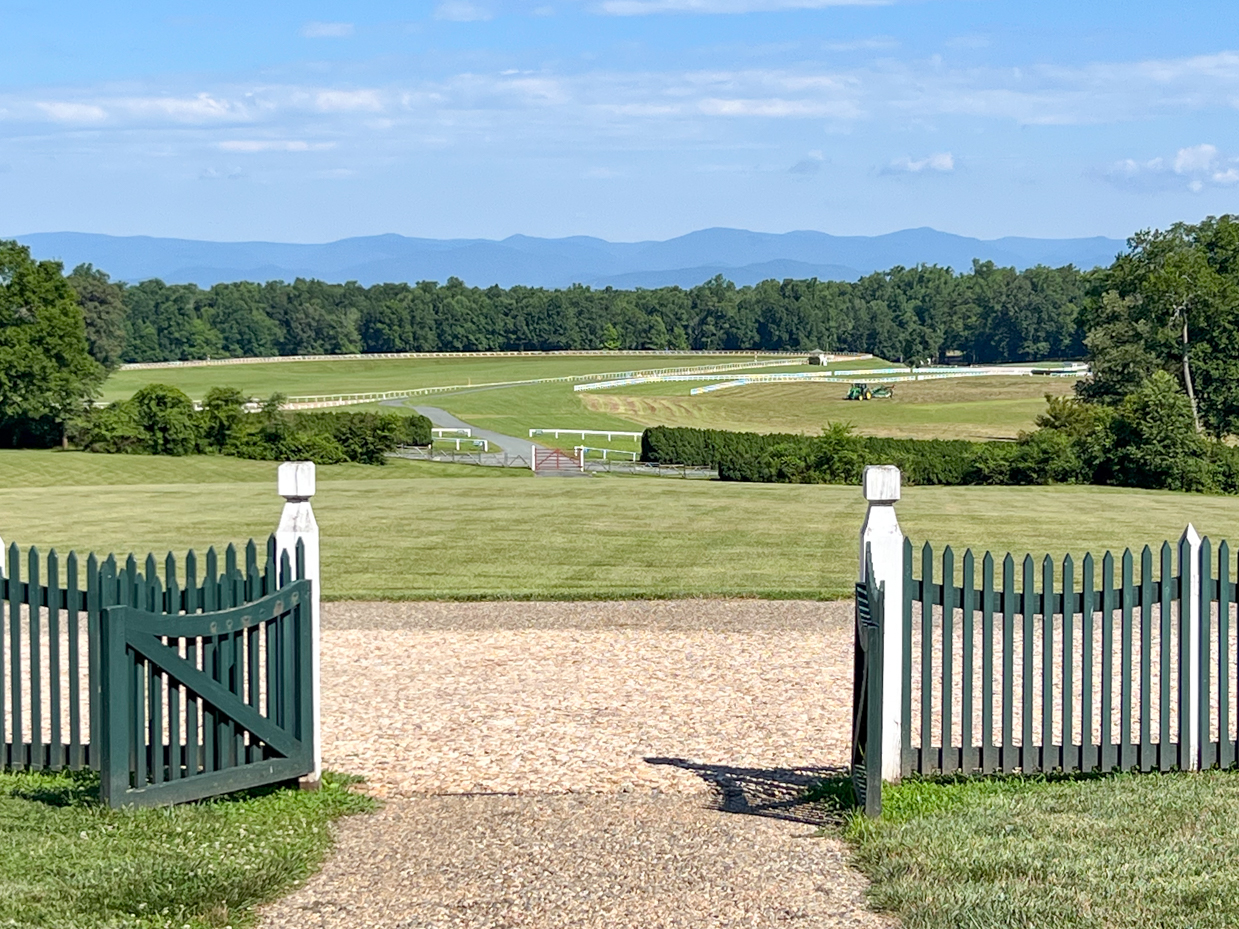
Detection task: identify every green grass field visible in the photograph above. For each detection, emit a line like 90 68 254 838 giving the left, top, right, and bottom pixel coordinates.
104 353 1077 445
0 769 371 929
2 451 1234 600
841 771 1239 928
101 353 795 402
581 374 1079 441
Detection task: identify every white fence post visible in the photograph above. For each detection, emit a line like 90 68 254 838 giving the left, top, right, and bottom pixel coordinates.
275 461 321 788
0 534 5 576
1184 523 1202 770
860 465 904 782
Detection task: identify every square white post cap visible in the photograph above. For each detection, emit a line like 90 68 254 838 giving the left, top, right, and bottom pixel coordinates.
863 465 901 503
278 461 317 499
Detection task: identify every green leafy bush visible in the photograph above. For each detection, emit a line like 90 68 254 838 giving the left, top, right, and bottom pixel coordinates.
132 383 199 455
76 384 433 465
1108 371 1212 492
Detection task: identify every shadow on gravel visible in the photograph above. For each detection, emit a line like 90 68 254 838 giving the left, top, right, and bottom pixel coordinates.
645 758 852 826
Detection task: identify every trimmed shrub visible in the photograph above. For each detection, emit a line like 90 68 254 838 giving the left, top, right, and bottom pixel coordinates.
644 425 1004 486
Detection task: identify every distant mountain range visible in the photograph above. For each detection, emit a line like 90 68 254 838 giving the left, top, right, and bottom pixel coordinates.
10 227 1127 290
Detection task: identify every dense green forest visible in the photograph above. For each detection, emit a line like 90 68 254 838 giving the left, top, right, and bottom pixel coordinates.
65 260 1090 367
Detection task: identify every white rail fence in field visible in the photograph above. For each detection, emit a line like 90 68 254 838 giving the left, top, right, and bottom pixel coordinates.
574 446 640 465
689 364 1090 395
531 428 643 441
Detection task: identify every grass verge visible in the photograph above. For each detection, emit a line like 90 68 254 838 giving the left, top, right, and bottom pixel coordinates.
836 771 1239 929
0 769 373 929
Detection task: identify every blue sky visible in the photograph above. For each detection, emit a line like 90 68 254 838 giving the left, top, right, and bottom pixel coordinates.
1 0 1238 243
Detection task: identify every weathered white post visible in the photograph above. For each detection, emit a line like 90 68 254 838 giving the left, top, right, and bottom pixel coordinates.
860 464 904 782
0 534 5 576
1183 523 1202 770
276 461 321 787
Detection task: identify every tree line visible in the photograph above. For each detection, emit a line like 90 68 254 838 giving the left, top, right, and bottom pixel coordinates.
66 260 1090 368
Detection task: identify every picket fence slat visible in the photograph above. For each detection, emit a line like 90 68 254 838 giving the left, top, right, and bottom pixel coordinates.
1139 547 1153 772
1201 539 1213 771
1158 543 1172 772
8 544 18 767
1081 554 1095 773
1221 542 1233 769
68 551 82 770
1041 555 1054 772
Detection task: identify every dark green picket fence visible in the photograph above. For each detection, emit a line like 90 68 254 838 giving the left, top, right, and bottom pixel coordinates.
853 531 1239 814
899 535 1234 778
0 537 314 807
851 546 884 817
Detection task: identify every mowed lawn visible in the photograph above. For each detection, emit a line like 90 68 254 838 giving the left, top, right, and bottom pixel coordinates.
583 374 1080 441
104 354 1073 445
845 771 1239 929
100 352 796 402
2 451 1236 600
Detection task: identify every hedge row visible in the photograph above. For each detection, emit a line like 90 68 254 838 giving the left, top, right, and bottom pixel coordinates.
76 384 432 465
641 424 990 485
640 409 1239 494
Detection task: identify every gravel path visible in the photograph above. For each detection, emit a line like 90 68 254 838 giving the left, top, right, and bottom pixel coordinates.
409 405 541 460
260 600 891 929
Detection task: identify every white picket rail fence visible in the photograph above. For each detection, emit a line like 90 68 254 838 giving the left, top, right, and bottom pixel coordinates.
531 428 643 441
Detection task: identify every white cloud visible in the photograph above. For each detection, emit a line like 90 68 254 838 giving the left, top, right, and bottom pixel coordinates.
1104 144 1239 192
885 152 954 173
1174 143 1218 174
434 1 493 21
699 96 856 117
598 0 886 12
120 93 240 122
199 166 244 181
33 93 250 125
315 90 383 112
944 34 990 50
301 21 354 38
37 101 107 122
824 37 897 52
218 140 334 152
10 48 1239 172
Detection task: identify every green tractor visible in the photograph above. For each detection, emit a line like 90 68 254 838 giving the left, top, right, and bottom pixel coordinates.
844 382 894 401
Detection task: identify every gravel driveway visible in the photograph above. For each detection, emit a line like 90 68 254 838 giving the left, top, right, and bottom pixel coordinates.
259 599 892 929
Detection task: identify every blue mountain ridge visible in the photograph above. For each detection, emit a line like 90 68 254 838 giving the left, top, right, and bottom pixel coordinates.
9 227 1127 290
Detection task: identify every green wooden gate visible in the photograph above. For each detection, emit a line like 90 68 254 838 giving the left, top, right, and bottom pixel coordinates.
0 537 315 808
